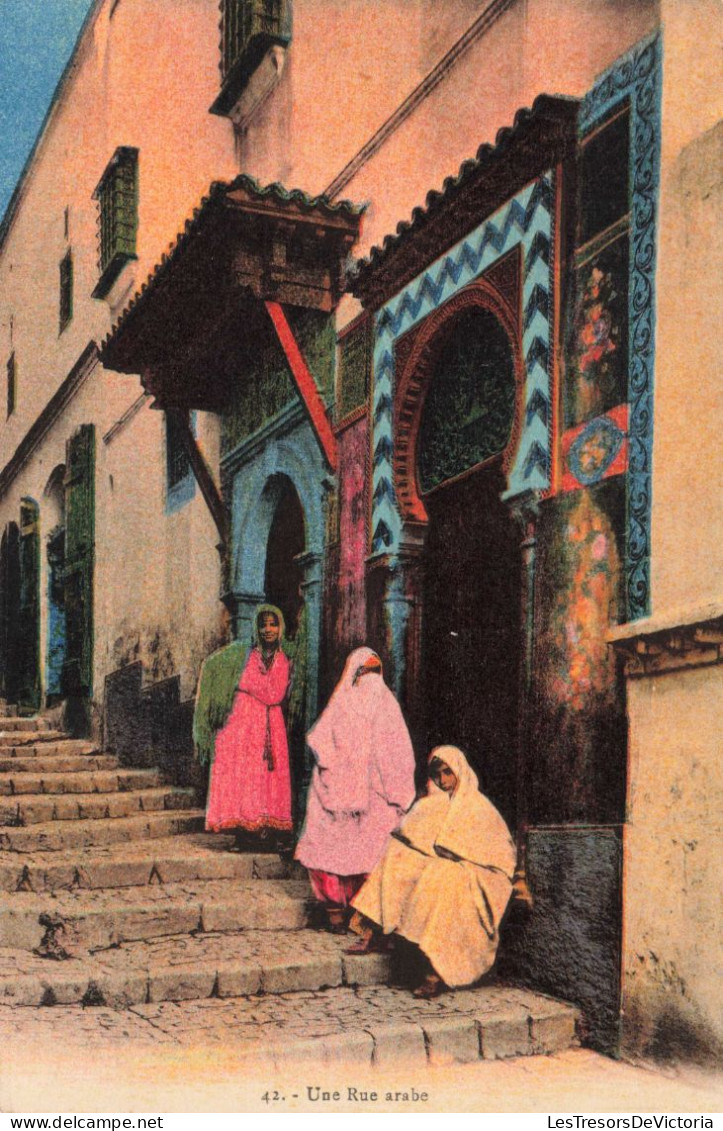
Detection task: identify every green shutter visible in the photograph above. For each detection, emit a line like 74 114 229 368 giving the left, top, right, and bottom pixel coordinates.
17 500 41 714
63 424 95 697
0 523 21 702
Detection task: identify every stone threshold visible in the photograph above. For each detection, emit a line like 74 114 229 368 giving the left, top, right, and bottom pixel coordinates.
0 982 580 1066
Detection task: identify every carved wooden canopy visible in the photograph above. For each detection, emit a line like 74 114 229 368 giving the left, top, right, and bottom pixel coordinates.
100 176 363 411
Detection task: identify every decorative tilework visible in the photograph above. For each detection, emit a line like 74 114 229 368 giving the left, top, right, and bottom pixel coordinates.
580 33 661 620
371 175 554 554
562 405 629 492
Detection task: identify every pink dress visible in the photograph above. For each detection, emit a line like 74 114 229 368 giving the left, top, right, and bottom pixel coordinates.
205 647 292 833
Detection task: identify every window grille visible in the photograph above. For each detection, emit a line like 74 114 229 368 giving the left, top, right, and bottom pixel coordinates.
92 147 138 298
220 0 289 79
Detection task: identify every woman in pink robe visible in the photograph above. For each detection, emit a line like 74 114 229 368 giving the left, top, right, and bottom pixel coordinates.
295 647 417 931
205 605 293 842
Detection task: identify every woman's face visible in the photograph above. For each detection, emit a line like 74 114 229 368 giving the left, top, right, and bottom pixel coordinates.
352 654 382 685
431 761 458 794
258 613 280 647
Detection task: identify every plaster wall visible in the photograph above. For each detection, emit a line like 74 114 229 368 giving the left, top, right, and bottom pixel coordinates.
0 0 237 447
240 0 659 337
98 404 223 707
0 358 221 730
0 0 235 717
650 0 723 615
621 663 723 1062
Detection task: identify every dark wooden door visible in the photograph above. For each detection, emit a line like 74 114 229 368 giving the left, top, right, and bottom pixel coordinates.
0 523 21 703
421 461 521 827
16 499 41 714
63 424 95 701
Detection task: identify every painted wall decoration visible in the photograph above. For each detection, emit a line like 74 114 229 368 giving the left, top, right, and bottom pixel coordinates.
530 478 627 825
566 237 630 428
562 405 629 492
371 174 554 554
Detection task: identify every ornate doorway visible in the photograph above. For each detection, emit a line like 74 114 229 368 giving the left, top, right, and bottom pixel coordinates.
413 302 523 827
264 475 305 642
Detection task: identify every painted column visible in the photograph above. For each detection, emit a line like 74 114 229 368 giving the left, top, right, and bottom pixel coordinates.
508 489 541 873
297 550 323 727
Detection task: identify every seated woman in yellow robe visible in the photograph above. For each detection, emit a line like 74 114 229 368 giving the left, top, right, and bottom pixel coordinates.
349 745 516 998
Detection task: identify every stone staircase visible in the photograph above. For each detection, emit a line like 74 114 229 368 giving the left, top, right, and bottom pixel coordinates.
0 710 580 1066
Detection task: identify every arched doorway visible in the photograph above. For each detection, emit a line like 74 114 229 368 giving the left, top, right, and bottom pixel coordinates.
264 475 305 641
262 474 309 823
416 305 523 828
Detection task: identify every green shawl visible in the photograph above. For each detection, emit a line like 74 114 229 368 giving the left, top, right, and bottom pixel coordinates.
193 604 288 767
192 641 248 767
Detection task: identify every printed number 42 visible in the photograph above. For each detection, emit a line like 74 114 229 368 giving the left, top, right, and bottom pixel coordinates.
262 1091 283 1104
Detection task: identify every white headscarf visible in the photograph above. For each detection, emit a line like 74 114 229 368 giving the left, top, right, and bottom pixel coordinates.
399 745 516 878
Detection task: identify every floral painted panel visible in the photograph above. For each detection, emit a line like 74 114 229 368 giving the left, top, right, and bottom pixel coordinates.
565 235 629 428
529 479 627 825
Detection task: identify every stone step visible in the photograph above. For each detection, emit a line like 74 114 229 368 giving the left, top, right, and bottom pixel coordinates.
0 753 118 775
0 786 197 826
0 835 300 892
0 720 55 734
0 808 206 853
0 877 310 951
0 767 162 797
0 983 580 1065
0 738 98 756
0 927 387 1007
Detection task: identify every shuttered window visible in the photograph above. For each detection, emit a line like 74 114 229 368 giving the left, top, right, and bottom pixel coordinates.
59 250 73 333
6 352 16 418
165 411 196 513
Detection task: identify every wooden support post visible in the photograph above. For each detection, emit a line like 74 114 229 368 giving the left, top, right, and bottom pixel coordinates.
264 300 338 472
167 409 229 552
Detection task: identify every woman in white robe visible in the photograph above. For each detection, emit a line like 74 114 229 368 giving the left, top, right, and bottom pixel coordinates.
350 745 516 996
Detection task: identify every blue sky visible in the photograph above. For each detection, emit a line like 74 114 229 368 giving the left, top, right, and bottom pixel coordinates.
0 0 94 218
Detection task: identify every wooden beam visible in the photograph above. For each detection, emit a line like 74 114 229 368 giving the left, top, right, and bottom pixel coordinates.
264 300 338 472
167 409 229 552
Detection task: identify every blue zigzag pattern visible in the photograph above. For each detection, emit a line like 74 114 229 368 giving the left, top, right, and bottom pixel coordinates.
371 175 555 554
